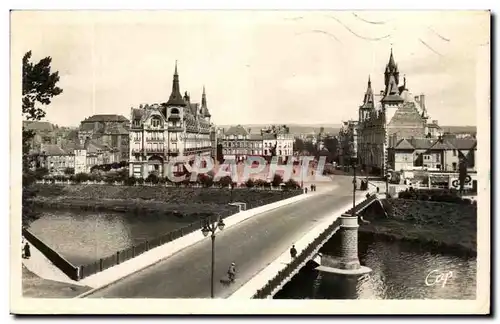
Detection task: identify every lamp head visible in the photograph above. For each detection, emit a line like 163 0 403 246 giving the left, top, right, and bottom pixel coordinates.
201 226 210 237
217 219 225 231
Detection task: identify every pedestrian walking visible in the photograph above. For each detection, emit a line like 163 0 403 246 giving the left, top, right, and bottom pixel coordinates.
290 245 297 259
305 187 308 194
310 184 314 192
23 242 31 259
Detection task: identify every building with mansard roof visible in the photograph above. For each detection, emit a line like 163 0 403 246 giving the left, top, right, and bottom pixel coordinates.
128 62 214 178
78 114 130 161
356 49 444 175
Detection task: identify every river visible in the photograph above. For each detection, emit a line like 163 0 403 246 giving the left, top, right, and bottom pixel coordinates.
274 233 476 300
29 209 196 266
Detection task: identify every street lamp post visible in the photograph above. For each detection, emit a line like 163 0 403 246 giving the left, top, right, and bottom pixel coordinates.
201 215 226 298
352 156 357 217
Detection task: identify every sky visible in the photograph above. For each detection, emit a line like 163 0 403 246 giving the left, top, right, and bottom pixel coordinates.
12 10 489 127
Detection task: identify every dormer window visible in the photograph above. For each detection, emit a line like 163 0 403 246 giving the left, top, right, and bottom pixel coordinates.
133 119 141 127
151 117 161 127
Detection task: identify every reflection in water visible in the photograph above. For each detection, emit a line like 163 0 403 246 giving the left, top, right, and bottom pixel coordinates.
29 209 194 266
275 234 476 300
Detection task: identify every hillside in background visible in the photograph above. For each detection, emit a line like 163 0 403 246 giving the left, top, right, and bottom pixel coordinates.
217 124 476 136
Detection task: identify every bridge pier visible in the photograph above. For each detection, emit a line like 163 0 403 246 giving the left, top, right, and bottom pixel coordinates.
316 214 372 276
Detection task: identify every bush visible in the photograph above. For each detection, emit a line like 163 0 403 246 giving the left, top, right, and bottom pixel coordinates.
218 175 233 188
272 174 283 187
254 179 267 188
111 162 120 169
74 173 89 183
146 173 159 185
63 167 75 175
283 179 300 190
198 174 214 188
33 167 49 180
136 178 144 185
124 176 136 186
245 179 255 188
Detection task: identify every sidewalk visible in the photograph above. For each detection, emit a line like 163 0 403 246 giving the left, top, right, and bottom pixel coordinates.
22 244 86 287
230 188 376 299
21 185 335 294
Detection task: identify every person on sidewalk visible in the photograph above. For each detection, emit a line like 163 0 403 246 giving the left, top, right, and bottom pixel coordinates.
228 262 236 282
23 242 31 259
290 245 297 260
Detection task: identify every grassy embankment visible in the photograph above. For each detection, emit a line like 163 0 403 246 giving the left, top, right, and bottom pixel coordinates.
360 198 477 256
33 184 301 218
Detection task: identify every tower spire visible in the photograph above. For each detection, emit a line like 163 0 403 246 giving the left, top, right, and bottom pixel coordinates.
201 85 211 119
166 60 186 107
361 75 374 109
201 85 207 108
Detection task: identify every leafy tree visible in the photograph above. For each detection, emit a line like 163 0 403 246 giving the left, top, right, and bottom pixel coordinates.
22 51 63 228
198 173 214 188
218 175 233 188
74 172 89 183
22 51 63 121
33 167 49 180
245 178 255 188
294 138 305 153
63 167 74 175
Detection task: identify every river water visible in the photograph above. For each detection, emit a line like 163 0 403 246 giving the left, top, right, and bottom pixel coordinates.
274 233 476 300
29 209 196 266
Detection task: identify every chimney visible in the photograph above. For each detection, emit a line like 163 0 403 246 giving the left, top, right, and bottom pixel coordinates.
248 128 251 134
432 120 438 125
414 96 420 103
380 90 384 97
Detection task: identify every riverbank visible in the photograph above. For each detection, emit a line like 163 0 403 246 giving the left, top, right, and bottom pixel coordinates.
359 198 477 257
22 265 92 298
33 184 300 215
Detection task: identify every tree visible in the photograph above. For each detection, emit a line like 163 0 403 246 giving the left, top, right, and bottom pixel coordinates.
272 174 283 187
294 138 305 154
23 51 63 121
22 51 63 228
63 167 74 175
458 156 468 196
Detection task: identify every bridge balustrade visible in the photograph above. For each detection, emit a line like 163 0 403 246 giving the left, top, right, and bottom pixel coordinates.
252 194 377 299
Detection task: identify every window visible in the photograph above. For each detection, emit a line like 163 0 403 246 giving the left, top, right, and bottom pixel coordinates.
452 162 457 171
453 149 457 156
151 117 161 127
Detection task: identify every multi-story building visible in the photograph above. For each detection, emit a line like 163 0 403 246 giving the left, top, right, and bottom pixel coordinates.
221 125 263 162
220 125 294 162
30 137 120 174
338 120 358 167
33 144 76 174
78 114 130 162
23 121 56 151
128 62 213 178
357 49 443 175
388 136 476 172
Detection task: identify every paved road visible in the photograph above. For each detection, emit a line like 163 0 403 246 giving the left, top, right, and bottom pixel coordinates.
87 176 360 298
